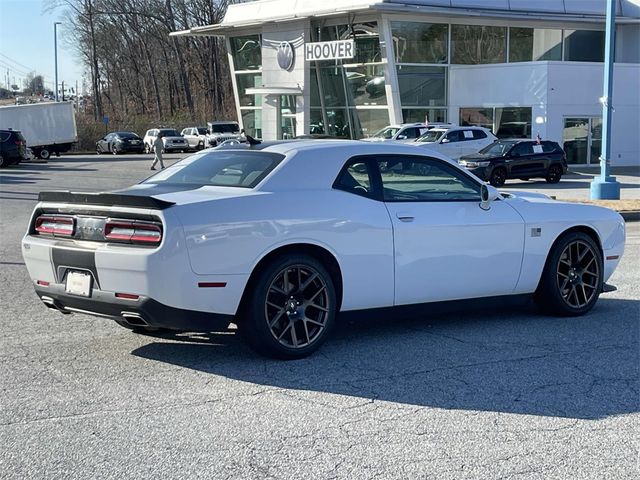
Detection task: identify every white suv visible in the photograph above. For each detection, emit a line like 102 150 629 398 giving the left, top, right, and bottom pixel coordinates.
143 128 189 153
362 123 451 143
413 126 497 160
181 127 208 151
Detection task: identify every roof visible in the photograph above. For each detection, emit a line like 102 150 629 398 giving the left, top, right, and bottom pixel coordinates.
171 0 640 37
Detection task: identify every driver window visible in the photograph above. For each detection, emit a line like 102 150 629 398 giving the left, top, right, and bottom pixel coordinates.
445 131 461 142
378 157 481 202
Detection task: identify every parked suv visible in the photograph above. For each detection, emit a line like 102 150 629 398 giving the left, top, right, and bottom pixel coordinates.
362 123 451 143
143 128 189 153
181 126 208 151
0 129 28 167
458 139 568 186
413 126 497 160
206 121 244 147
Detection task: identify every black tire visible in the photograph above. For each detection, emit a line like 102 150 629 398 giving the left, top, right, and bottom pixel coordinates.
0 153 6 168
489 167 507 187
39 149 50 160
96 144 102 154
111 144 119 155
239 254 337 359
535 231 603 316
546 164 562 184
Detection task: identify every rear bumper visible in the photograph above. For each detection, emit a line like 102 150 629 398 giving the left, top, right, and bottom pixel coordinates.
164 144 188 151
35 283 233 331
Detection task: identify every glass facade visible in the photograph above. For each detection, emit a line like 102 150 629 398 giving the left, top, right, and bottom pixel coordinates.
460 107 532 139
310 22 389 138
564 30 605 62
230 34 262 137
451 25 507 64
391 22 448 64
509 28 562 62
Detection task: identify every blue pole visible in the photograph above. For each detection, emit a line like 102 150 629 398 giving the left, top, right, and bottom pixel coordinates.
590 0 620 199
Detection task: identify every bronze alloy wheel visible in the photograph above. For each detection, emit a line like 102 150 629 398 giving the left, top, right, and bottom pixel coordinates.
556 239 601 309
264 264 330 349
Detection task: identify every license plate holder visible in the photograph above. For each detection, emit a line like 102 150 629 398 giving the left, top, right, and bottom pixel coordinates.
65 271 92 297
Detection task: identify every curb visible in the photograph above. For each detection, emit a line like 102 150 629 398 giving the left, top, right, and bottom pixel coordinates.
620 211 640 222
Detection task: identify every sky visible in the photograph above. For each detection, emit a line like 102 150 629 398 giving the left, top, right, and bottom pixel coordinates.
0 0 85 93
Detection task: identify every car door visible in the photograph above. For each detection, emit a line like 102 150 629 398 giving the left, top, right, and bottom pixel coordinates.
507 142 539 177
376 155 525 305
458 129 480 157
437 130 462 159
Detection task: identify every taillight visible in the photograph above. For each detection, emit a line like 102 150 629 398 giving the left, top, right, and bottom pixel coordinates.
104 220 162 245
35 215 75 236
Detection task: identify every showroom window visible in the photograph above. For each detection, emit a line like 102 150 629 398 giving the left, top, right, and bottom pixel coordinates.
230 34 262 138
563 30 605 62
310 22 389 138
460 107 532 139
391 22 449 64
451 25 507 64
509 28 562 62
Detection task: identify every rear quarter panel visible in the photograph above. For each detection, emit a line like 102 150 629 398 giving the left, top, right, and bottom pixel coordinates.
506 196 625 292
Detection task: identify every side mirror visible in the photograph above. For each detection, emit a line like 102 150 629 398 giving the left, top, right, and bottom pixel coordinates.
397 135 407 140
480 184 500 210
441 138 450 143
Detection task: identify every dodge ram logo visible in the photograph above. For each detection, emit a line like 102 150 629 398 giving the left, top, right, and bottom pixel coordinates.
276 42 295 71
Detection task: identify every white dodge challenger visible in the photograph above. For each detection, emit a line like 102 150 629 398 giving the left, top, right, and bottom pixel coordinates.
22 141 625 358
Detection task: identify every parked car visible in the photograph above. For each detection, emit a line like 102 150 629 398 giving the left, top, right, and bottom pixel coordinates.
413 126 497 160
362 123 434 142
23 141 624 359
181 127 208 151
143 128 189 153
459 139 568 187
0 129 28 167
96 131 144 155
206 121 244 147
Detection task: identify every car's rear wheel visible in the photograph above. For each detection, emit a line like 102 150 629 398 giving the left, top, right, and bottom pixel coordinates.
39 149 51 160
0 153 6 168
546 164 562 183
490 167 507 187
240 255 337 359
535 232 603 316
111 145 119 155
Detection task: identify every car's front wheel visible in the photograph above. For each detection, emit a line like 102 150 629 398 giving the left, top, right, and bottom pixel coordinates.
240 254 337 359
535 232 603 316
489 167 507 187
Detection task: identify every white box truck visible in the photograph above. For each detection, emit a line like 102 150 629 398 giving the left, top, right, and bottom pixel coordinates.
0 101 77 159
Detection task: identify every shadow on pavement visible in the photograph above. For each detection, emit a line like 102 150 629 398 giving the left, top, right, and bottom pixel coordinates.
132 297 639 420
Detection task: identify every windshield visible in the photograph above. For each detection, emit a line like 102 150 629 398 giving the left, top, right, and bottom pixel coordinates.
196 127 208 135
210 123 240 134
116 132 139 139
143 151 284 188
415 130 445 143
479 141 517 156
158 129 180 137
370 127 400 139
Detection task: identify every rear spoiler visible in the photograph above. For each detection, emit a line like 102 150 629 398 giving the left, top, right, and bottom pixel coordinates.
38 191 175 210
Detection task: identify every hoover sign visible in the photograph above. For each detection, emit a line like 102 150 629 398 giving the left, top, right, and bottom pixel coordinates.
305 40 355 61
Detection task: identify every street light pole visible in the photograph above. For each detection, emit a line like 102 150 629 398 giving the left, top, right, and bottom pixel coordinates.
590 0 620 200
54 22 62 101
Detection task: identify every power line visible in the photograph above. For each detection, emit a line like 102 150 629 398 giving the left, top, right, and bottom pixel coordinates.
0 53 39 73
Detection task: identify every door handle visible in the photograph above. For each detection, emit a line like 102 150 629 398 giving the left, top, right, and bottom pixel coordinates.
396 213 415 222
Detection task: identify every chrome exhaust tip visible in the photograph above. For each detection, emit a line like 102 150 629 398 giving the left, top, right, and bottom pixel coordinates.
121 312 148 327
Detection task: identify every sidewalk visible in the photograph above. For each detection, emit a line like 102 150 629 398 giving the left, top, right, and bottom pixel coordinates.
501 166 640 221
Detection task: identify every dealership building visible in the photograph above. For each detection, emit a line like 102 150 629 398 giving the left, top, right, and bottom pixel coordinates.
173 0 640 166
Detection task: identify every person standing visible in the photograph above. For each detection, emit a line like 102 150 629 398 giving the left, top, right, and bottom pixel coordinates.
151 135 165 170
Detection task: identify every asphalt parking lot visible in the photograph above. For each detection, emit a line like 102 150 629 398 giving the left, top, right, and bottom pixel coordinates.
1 154 638 479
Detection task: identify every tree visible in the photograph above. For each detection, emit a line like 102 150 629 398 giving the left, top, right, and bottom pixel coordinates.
26 72 45 95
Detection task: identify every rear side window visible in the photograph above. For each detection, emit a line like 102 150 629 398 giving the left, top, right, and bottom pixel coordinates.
334 160 375 198
445 130 462 142
472 130 487 139
542 141 560 153
0 132 10 142
511 142 534 156
144 151 284 188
